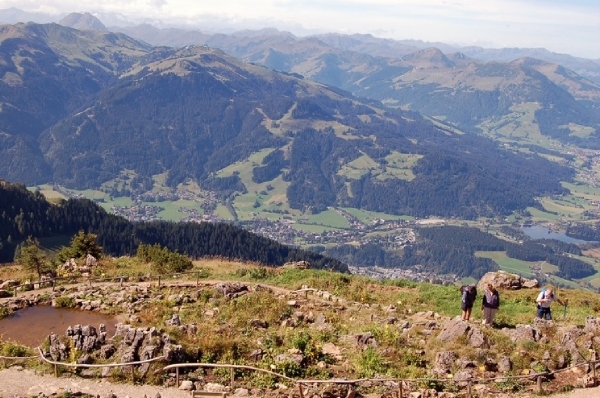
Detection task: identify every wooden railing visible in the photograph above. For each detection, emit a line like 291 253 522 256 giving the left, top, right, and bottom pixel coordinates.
0 269 210 298
0 348 598 397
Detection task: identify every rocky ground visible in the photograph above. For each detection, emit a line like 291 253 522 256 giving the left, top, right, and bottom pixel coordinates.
2 272 600 397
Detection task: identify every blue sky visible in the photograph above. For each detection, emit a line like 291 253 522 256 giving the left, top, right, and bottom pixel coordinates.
3 0 600 58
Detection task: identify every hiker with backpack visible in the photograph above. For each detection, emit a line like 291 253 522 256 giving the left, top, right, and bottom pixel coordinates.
460 285 477 321
481 283 500 327
536 287 567 320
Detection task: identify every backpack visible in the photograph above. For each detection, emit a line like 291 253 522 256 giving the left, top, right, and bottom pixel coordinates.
461 285 477 304
536 288 553 309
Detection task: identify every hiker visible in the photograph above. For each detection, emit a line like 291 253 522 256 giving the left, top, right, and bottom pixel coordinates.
536 287 567 320
460 285 477 321
481 283 500 327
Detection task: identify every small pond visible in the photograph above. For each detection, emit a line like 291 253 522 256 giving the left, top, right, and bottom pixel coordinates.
521 225 594 244
0 306 118 347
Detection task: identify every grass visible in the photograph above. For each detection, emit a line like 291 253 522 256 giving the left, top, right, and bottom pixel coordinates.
475 251 535 278
3 256 600 394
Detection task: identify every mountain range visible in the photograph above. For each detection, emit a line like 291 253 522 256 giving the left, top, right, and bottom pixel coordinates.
0 11 599 285
0 20 579 221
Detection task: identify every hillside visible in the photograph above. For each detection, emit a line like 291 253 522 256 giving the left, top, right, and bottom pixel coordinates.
0 22 575 221
107 25 600 145
1 22 600 286
2 260 600 397
0 180 348 272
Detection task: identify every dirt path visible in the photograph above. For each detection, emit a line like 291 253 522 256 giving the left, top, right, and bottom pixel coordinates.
0 367 188 398
2 366 600 398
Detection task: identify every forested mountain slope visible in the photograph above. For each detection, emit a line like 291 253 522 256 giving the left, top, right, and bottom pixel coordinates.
111 25 600 144
0 180 347 271
0 22 576 220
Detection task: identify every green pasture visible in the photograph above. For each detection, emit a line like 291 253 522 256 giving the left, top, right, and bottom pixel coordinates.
563 181 600 200
526 206 562 222
305 208 351 229
337 154 378 179
292 223 345 234
31 184 67 200
475 251 535 278
562 123 596 139
342 207 412 224
538 198 585 220
156 200 202 222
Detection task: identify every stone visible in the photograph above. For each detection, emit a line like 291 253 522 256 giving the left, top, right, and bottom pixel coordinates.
233 388 249 396
166 314 181 326
249 319 268 329
437 317 470 342
498 356 512 372
179 380 194 390
467 327 489 348
274 352 304 366
433 351 458 375
354 332 377 347
502 324 542 343
99 344 116 359
322 343 343 361
282 261 310 269
477 271 537 291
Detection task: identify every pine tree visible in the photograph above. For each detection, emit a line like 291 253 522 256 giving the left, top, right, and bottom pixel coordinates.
15 236 51 279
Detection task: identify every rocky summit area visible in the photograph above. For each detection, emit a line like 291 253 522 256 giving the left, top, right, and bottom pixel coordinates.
1 267 600 397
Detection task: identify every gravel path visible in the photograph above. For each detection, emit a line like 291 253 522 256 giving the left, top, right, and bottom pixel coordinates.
0 367 188 398
2 366 600 398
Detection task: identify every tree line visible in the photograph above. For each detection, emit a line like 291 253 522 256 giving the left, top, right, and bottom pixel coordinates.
0 180 347 272
324 225 595 280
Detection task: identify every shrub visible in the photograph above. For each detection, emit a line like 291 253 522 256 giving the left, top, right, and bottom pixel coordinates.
136 243 193 275
54 296 76 308
0 341 33 357
355 347 386 378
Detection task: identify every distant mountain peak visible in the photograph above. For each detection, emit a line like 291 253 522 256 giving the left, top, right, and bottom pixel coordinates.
59 12 107 31
402 47 455 68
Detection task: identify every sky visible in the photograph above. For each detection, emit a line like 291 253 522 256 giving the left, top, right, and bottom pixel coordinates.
2 0 600 59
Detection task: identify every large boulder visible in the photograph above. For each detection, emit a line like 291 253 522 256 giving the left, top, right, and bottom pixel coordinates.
477 271 538 291
437 317 470 343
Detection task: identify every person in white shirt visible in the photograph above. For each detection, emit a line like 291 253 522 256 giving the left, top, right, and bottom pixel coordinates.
536 288 567 320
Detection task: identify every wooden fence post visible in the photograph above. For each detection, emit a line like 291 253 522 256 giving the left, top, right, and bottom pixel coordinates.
196 272 200 286
120 277 124 288
158 276 161 288
398 380 403 398
592 350 597 385
467 379 472 398
230 367 234 386
297 384 304 398
537 375 543 393
176 367 179 387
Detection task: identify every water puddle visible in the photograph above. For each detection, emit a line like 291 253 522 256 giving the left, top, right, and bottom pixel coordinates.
0 306 118 347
